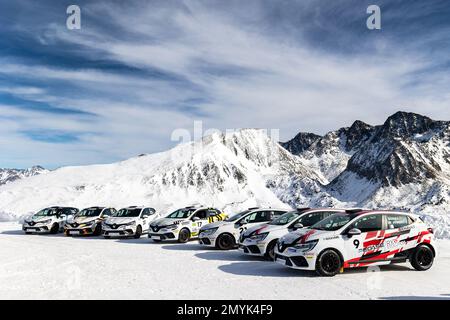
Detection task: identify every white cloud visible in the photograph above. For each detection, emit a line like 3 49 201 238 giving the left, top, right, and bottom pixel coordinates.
1 0 449 168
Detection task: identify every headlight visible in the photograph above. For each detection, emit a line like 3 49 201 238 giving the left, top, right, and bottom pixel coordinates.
200 227 218 236
293 240 318 252
124 221 136 226
250 232 269 242
38 219 52 224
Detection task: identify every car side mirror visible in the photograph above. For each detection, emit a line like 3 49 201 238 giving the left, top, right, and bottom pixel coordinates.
142 215 149 219
240 220 248 226
192 217 200 221
347 228 362 237
293 223 304 230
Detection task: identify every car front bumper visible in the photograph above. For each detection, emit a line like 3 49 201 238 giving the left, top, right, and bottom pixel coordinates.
238 239 267 256
23 225 52 233
275 248 316 270
64 225 96 236
148 231 177 241
103 225 138 237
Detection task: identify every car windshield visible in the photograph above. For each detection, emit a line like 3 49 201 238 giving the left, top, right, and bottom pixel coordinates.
167 208 196 219
113 208 141 217
77 208 103 217
310 213 354 231
35 208 60 216
269 211 301 225
227 210 251 222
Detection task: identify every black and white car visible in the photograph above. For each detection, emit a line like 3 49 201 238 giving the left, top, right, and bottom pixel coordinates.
198 207 288 250
64 207 116 236
102 206 160 239
22 206 79 234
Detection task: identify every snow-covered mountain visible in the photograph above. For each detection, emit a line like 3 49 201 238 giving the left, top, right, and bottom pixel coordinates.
0 111 448 237
0 166 48 186
282 111 450 237
0 130 321 220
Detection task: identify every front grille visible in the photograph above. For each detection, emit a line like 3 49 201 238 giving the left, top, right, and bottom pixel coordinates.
247 245 261 254
151 226 160 232
290 256 308 267
200 238 211 245
105 223 123 229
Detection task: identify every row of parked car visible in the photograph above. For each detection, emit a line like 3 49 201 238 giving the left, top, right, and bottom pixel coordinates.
22 205 436 276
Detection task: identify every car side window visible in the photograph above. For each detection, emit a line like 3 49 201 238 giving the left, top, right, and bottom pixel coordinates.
103 209 110 217
297 212 324 227
351 214 383 233
194 210 208 219
247 211 271 223
385 214 411 230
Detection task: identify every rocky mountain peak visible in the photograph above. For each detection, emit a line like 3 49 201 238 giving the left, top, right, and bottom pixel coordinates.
379 111 437 138
280 132 322 155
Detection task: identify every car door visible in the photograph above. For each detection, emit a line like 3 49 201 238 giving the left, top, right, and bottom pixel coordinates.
342 213 385 268
141 208 151 232
191 209 209 235
382 213 416 258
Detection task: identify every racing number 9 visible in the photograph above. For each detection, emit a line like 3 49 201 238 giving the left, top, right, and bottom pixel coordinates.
353 239 360 249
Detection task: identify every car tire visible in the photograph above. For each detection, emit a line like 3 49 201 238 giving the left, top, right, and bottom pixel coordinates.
25 232 32 235
178 228 191 243
104 236 111 239
93 224 102 236
152 239 162 243
316 249 342 277
265 240 277 261
410 244 434 271
49 223 59 234
134 225 142 239
216 234 236 250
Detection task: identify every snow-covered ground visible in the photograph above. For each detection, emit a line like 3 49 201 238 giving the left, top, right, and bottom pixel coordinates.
1 221 449 300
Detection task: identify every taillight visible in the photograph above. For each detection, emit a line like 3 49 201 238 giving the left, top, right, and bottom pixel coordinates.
427 227 434 234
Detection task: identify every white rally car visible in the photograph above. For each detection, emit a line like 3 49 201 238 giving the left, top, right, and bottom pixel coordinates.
275 210 436 276
22 206 79 234
102 206 159 239
239 208 346 260
198 207 288 250
64 207 116 236
149 206 227 243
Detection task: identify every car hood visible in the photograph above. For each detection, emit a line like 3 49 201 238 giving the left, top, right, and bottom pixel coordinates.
151 217 185 227
200 220 229 231
105 217 137 224
73 216 100 223
26 215 55 223
243 223 286 236
280 228 334 245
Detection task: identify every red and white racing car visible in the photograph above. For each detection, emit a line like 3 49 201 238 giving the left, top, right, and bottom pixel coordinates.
275 210 435 276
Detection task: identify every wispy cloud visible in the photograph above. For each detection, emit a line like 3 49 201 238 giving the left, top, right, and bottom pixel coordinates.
0 0 449 168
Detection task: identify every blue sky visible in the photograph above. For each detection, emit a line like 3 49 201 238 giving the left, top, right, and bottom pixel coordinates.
0 0 449 169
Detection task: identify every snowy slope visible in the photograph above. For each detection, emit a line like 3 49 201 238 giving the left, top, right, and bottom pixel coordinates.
1 221 450 300
0 129 322 219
